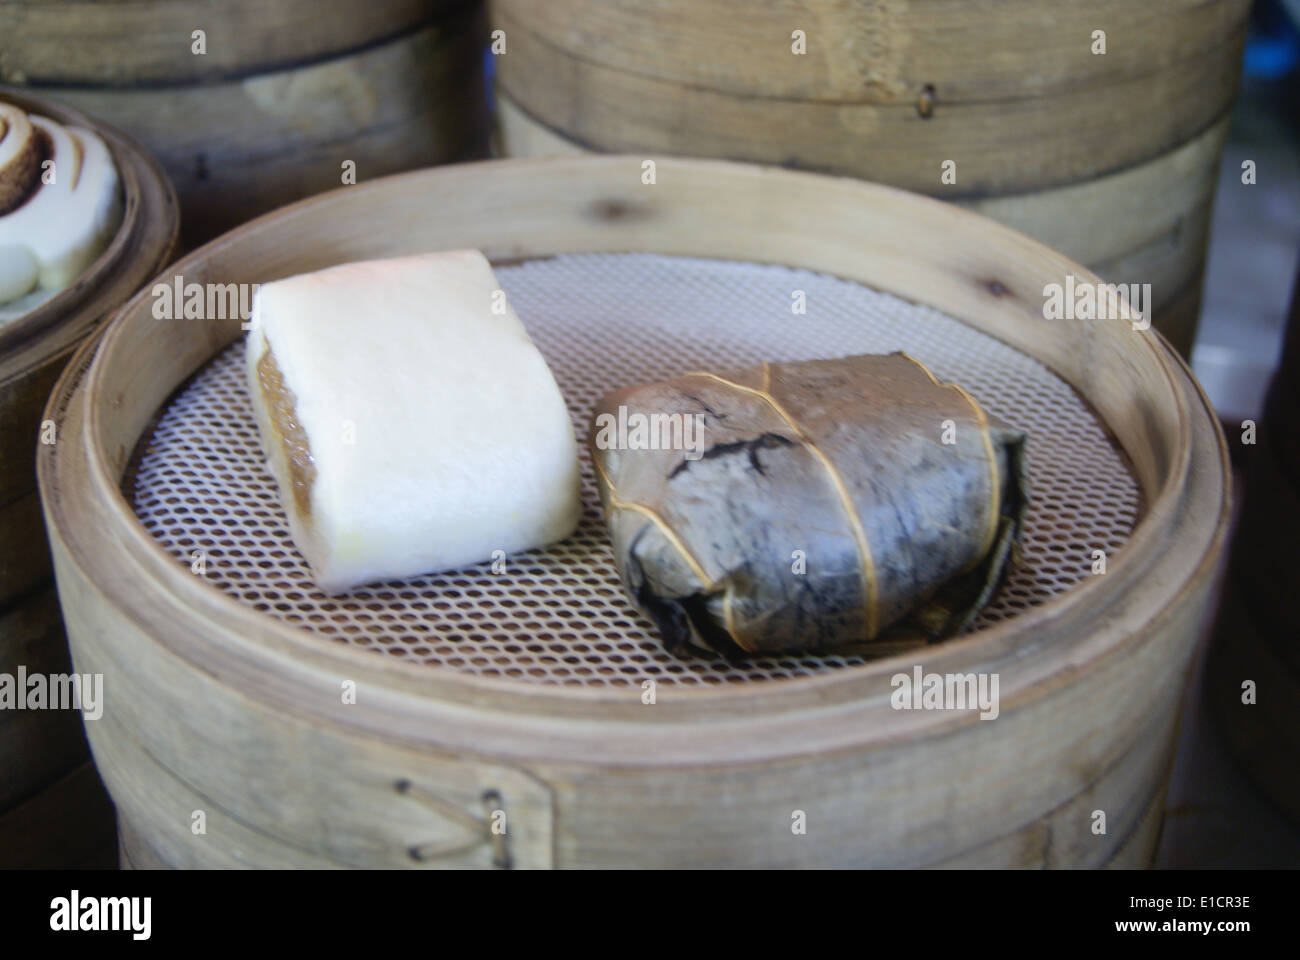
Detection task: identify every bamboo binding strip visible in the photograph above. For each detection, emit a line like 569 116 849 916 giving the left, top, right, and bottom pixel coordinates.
40 157 1230 868
13 1 490 246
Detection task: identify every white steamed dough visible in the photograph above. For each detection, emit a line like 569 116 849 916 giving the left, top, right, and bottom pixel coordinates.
0 110 123 316
245 250 583 594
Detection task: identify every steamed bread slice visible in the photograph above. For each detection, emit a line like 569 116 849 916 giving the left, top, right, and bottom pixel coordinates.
245 250 582 594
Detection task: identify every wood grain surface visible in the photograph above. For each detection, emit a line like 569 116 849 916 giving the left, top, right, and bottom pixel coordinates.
496 94 1228 355
42 10 490 246
0 0 457 85
492 0 1248 196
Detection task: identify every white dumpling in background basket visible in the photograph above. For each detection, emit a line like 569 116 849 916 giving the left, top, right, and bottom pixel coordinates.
0 106 122 309
244 250 583 594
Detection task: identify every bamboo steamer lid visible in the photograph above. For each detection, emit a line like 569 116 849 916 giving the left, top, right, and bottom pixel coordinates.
494 94 1227 357
40 157 1230 868
0 87 179 607
9 2 490 246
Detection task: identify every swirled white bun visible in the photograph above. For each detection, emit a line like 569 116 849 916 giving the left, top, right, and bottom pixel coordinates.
0 111 123 308
245 250 583 594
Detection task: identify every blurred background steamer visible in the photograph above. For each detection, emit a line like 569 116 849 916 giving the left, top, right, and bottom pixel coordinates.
490 0 1253 356
0 87 178 868
0 0 493 247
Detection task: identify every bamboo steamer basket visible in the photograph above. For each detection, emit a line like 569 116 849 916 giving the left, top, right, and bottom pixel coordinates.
10 1 489 246
490 0 1250 356
0 88 177 866
0 1 453 85
491 0 1247 194
40 156 1230 868
495 94 1227 358
0 88 179 606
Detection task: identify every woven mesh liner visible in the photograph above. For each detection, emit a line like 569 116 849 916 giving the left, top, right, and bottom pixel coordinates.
129 253 1140 687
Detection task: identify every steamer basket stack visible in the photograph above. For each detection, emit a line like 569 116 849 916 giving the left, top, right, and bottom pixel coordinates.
0 0 492 866
490 0 1253 356
0 0 492 247
0 89 178 867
